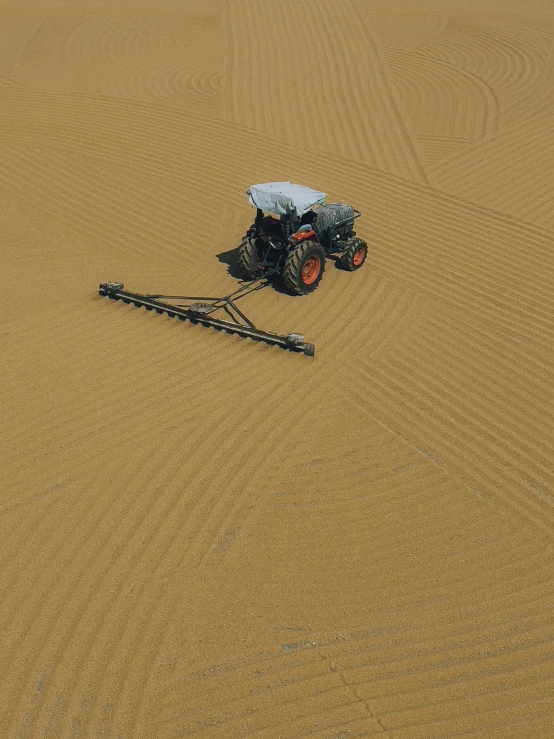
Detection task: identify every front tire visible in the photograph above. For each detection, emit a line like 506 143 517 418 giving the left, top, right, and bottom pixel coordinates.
283 240 325 295
340 238 367 271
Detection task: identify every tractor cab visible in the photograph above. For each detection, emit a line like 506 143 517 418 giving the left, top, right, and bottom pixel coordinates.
247 182 326 243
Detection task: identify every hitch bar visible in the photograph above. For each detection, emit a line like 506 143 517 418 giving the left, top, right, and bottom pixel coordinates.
98 282 315 356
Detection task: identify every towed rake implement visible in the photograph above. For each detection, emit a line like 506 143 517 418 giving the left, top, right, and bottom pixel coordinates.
98 281 315 356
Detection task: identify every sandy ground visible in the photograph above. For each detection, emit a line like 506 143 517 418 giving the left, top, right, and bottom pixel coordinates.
1 0 554 736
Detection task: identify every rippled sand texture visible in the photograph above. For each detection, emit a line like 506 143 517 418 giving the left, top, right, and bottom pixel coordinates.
1 0 554 736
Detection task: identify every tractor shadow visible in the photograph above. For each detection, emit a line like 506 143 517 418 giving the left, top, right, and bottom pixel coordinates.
216 246 244 281
216 247 290 296
217 247 286 294
217 247 345 295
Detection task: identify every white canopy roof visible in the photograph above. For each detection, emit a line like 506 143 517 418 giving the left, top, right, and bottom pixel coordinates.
247 182 326 217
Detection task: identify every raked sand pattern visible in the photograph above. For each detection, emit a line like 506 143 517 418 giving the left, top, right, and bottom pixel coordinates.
1 0 554 736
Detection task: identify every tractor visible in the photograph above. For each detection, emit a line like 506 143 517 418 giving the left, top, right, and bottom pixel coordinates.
237 182 368 295
97 183 368 358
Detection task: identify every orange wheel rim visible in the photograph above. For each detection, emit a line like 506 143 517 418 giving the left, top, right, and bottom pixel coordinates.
301 255 321 285
352 247 365 266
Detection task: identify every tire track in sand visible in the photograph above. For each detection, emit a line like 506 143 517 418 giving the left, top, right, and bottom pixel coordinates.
383 49 498 141
89 367 352 738
152 608 554 737
1 305 311 736
144 394 552 736
103 10 220 38
4 373 333 738
342 301 554 536
149 492 552 735
376 16 552 170
416 134 474 167
99 56 223 114
344 169 554 350
56 16 223 113
430 108 554 232
222 0 428 184
414 16 554 124
150 400 554 736
147 412 424 736
365 11 448 50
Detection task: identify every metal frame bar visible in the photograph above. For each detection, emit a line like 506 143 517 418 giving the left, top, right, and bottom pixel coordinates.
98 282 315 356
330 209 361 230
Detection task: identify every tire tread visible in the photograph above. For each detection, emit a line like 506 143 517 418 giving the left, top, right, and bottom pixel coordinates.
283 240 325 295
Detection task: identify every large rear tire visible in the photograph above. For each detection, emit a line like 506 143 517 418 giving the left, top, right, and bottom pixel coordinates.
340 238 367 271
283 240 325 295
237 238 260 280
